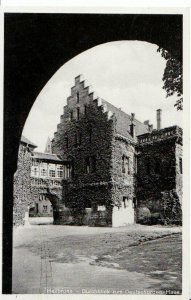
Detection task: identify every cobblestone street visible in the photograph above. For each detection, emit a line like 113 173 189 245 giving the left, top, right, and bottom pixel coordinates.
12 219 182 294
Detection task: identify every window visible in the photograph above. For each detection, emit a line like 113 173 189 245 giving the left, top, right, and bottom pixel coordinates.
65 136 68 149
122 155 130 174
43 205 48 212
134 155 138 173
33 167 38 176
92 155 97 172
84 105 87 115
77 107 80 120
77 92 79 103
70 110 73 120
41 168 47 176
57 165 63 178
66 164 71 178
123 197 128 208
179 158 182 174
49 170 55 177
86 157 90 174
32 159 38 166
85 156 97 173
85 199 91 208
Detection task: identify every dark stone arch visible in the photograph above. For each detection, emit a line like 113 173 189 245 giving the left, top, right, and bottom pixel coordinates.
42 192 61 224
3 13 182 292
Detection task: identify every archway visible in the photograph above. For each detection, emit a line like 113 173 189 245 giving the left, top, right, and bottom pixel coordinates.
28 194 53 225
4 13 183 293
24 191 62 225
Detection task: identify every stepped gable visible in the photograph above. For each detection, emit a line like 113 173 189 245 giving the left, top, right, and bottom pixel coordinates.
101 99 149 140
53 75 149 142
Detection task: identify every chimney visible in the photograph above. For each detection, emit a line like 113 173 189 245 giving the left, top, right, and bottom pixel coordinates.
156 109 162 130
131 113 135 122
129 113 136 138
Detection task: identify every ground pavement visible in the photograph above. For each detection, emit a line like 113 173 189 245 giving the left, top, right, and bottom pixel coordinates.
12 217 182 295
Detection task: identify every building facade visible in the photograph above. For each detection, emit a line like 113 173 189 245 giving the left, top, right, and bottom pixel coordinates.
13 75 182 227
13 137 67 226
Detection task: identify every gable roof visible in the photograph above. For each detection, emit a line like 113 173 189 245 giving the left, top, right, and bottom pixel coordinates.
101 99 149 140
32 151 62 162
21 135 37 148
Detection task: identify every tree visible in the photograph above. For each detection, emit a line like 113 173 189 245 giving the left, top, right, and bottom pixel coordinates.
157 47 183 110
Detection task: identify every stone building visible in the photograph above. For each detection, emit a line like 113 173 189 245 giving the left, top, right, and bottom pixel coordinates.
51 75 182 226
13 136 67 226
13 75 183 227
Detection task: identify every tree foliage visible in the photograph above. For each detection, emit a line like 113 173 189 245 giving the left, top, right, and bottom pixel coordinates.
157 47 183 110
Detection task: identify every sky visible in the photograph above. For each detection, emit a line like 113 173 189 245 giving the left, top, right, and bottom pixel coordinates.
23 41 183 152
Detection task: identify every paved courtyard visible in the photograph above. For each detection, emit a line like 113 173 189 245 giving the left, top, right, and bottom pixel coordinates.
12 218 182 295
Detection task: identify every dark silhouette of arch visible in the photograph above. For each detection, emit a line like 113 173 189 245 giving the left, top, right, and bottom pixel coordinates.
3 13 182 293
43 192 61 224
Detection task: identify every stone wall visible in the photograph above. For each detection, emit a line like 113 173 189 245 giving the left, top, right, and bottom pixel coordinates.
52 76 115 225
136 137 182 224
175 143 183 204
110 136 136 226
13 144 65 226
13 144 33 226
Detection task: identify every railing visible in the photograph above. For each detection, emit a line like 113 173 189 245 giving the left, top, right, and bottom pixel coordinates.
30 177 62 187
137 126 182 144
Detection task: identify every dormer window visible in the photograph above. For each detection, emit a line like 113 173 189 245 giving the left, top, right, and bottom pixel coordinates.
77 92 79 103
